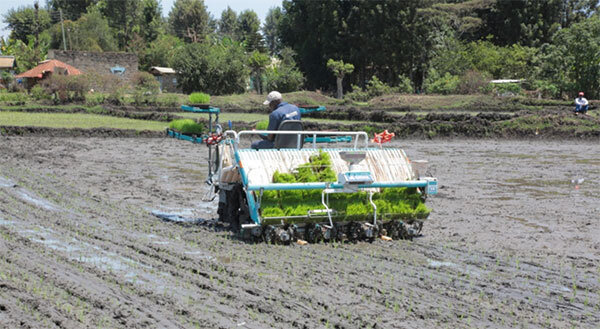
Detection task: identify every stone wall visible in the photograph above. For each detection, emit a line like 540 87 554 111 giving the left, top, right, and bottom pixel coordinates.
48 50 138 82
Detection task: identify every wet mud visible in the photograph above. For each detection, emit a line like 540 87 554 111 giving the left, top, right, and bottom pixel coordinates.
0 136 599 328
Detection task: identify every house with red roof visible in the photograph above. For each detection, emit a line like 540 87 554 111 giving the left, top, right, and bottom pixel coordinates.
15 59 82 89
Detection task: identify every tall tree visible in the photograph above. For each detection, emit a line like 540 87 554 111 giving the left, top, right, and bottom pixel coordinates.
139 0 163 43
168 0 211 43
218 6 237 36
248 51 271 94
3 5 52 44
99 0 142 49
49 0 97 21
263 7 283 56
236 10 263 51
279 0 434 90
49 6 117 52
542 16 600 98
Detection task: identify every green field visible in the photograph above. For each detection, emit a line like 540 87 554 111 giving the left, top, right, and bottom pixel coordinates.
0 112 167 131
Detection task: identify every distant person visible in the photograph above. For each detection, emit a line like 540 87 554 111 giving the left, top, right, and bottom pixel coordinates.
574 92 589 114
251 91 301 150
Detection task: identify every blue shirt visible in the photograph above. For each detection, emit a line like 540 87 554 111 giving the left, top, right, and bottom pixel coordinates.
267 102 301 131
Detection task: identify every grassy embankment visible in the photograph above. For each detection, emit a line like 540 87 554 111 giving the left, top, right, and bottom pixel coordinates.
1 90 599 137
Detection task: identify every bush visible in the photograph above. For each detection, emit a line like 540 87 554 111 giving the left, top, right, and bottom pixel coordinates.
0 91 29 104
85 92 106 106
172 39 249 95
397 74 413 93
106 86 126 105
157 93 182 107
346 76 394 101
41 74 90 103
494 83 522 96
457 70 490 94
264 65 305 93
30 85 51 101
132 72 160 105
424 71 460 95
531 80 560 99
168 119 204 134
189 92 210 104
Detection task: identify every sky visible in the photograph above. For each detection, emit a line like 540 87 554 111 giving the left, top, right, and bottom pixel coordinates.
0 0 283 41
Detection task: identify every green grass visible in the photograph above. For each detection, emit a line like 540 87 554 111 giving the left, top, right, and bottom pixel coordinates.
0 112 167 131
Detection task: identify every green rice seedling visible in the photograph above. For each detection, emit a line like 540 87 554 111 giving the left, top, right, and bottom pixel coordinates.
189 92 210 104
256 120 269 130
168 119 205 134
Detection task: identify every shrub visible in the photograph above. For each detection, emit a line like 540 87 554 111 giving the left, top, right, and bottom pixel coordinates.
346 76 394 101
397 74 413 93
168 119 204 134
157 93 182 107
172 40 249 95
457 70 490 94
531 80 559 99
424 72 460 95
189 92 210 104
66 74 90 101
264 65 305 93
30 85 51 101
40 74 90 103
132 72 160 105
0 91 29 104
494 82 521 96
106 86 127 105
85 92 106 106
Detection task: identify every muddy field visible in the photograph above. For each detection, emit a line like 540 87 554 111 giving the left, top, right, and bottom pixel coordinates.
0 136 599 328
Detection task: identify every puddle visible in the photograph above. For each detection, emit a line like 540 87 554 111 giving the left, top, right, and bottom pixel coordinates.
0 177 16 188
4 219 172 291
0 218 15 225
428 259 456 269
15 189 61 212
151 210 206 224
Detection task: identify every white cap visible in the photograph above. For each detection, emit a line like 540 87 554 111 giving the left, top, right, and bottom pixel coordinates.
263 91 282 105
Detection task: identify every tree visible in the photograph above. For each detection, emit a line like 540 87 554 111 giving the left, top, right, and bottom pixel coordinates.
49 0 97 21
139 34 183 71
327 59 354 99
168 0 211 43
139 0 163 44
236 10 263 52
279 0 434 90
248 51 271 94
542 16 600 98
171 39 249 94
98 0 142 50
3 5 52 44
264 47 305 92
0 33 50 73
49 6 117 52
263 7 283 56
218 6 237 36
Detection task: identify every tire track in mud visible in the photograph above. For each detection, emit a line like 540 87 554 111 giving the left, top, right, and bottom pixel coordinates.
1 138 600 328
2 172 599 328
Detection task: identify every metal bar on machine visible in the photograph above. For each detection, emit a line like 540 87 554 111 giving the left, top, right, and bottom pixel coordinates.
181 105 221 114
246 181 429 191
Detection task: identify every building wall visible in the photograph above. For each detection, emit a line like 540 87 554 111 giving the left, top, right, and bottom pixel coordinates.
48 50 138 82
